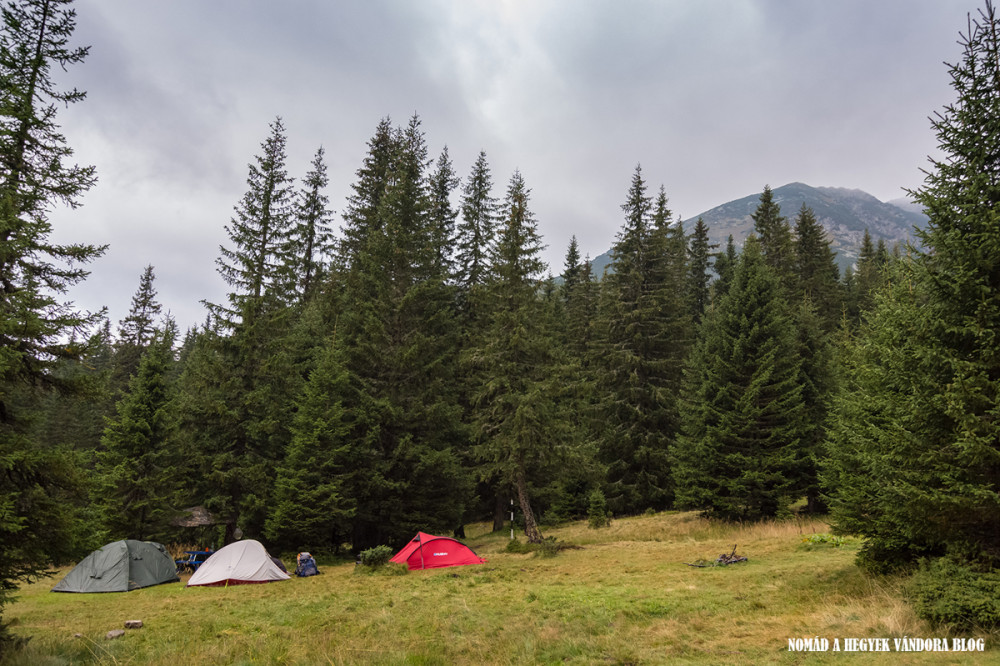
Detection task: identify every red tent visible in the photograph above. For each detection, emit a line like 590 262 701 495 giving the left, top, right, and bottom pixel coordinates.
390 532 487 571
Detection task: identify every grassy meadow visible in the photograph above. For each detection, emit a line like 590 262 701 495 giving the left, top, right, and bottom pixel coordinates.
2 512 995 665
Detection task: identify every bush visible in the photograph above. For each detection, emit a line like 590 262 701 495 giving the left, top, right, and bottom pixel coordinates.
588 489 611 529
907 558 1000 630
505 538 535 554
505 536 571 558
537 537 560 558
358 545 394 568
801 534 844 548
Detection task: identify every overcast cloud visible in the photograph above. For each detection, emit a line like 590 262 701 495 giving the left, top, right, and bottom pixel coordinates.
46 0 971 332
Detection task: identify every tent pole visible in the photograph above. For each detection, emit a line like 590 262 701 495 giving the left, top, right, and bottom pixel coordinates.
418 533 425 570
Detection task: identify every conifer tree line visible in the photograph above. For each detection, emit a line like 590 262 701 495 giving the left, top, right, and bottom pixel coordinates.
4 0 1000 646
17 120 910 552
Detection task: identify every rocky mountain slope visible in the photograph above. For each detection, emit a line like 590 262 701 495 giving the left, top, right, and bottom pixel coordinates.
591 182 927 276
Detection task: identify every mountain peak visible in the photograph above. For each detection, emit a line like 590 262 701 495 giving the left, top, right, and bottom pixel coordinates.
591 183 926 276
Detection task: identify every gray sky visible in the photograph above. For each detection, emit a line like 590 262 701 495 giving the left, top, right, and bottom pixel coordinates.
48 0 972 333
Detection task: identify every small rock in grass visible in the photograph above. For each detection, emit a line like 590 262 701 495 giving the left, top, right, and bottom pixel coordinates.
106 629 125 640
73 633 83 639
124 620 143 629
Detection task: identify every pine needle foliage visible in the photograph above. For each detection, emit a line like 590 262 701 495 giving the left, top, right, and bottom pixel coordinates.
468 171 567 544
825 0 1000 571
673 239 807 521
597 168 690 514
0 0 103 651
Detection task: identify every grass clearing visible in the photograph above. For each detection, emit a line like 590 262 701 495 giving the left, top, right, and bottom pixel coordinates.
2 512 995 665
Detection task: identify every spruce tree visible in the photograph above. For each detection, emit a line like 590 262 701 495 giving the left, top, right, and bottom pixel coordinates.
562 238 598 362
96 321 181 542
687 217 714 324
113 265 163 387
265 340 355 552
596 169 687 514
673 239 806 520
453 150 501 525
712 235 738 303
826 1 1000 570
792 204 841 328
851 228 883 318
290 146 334 300
427 146 460 277
211 116 296 323
469 171 567 543
338 117 397 269
562 236 584 298
751 185 794 288
332 116 469 550
455 150 498 310
786 204 840 512
0 0 103 645
197 119 301 543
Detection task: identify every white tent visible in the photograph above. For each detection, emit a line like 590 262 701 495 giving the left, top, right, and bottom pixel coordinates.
186 539 290 587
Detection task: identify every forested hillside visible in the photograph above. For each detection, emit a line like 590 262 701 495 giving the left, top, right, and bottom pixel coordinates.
2 0 1000 652
590 181 927 276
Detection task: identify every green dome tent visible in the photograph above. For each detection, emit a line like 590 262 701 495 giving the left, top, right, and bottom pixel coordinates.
52 540 179 593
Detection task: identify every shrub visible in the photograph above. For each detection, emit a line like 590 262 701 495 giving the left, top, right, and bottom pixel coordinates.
907 558 1000 630
801 534 844 548
358 545 394 568
537 537 560 558
588 490 611 529
505 538 535 554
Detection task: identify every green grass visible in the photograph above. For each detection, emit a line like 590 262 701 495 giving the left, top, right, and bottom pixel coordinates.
2 512 996 665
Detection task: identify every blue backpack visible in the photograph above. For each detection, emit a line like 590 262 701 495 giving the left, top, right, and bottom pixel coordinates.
295 553 319 577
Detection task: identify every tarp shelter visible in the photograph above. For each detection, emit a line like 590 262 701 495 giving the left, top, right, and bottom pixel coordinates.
187 539 290 587
52 540 179 593
390 532 487 571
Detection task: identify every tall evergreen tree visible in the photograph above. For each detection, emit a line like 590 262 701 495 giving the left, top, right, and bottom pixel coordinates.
96 321 180 542
469 171 567 543
562 235 584 298
427 145 460 277
826 1 1000 570
596 169 687 514
338 117 397 269
792 204 841 327
332 115 469 550
686 217 714 324
113 265 162 387
455 150 498 302
196 119 301 543
673 239 807 520
291 146 334 300
453 150 502 528
0 0 102 645
712 235 738 304
562 238 600 364
651 186 693 439
785 204 841 512
751 185 794 287
851 228 882 318
265 339 355 552
210 117 296 324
